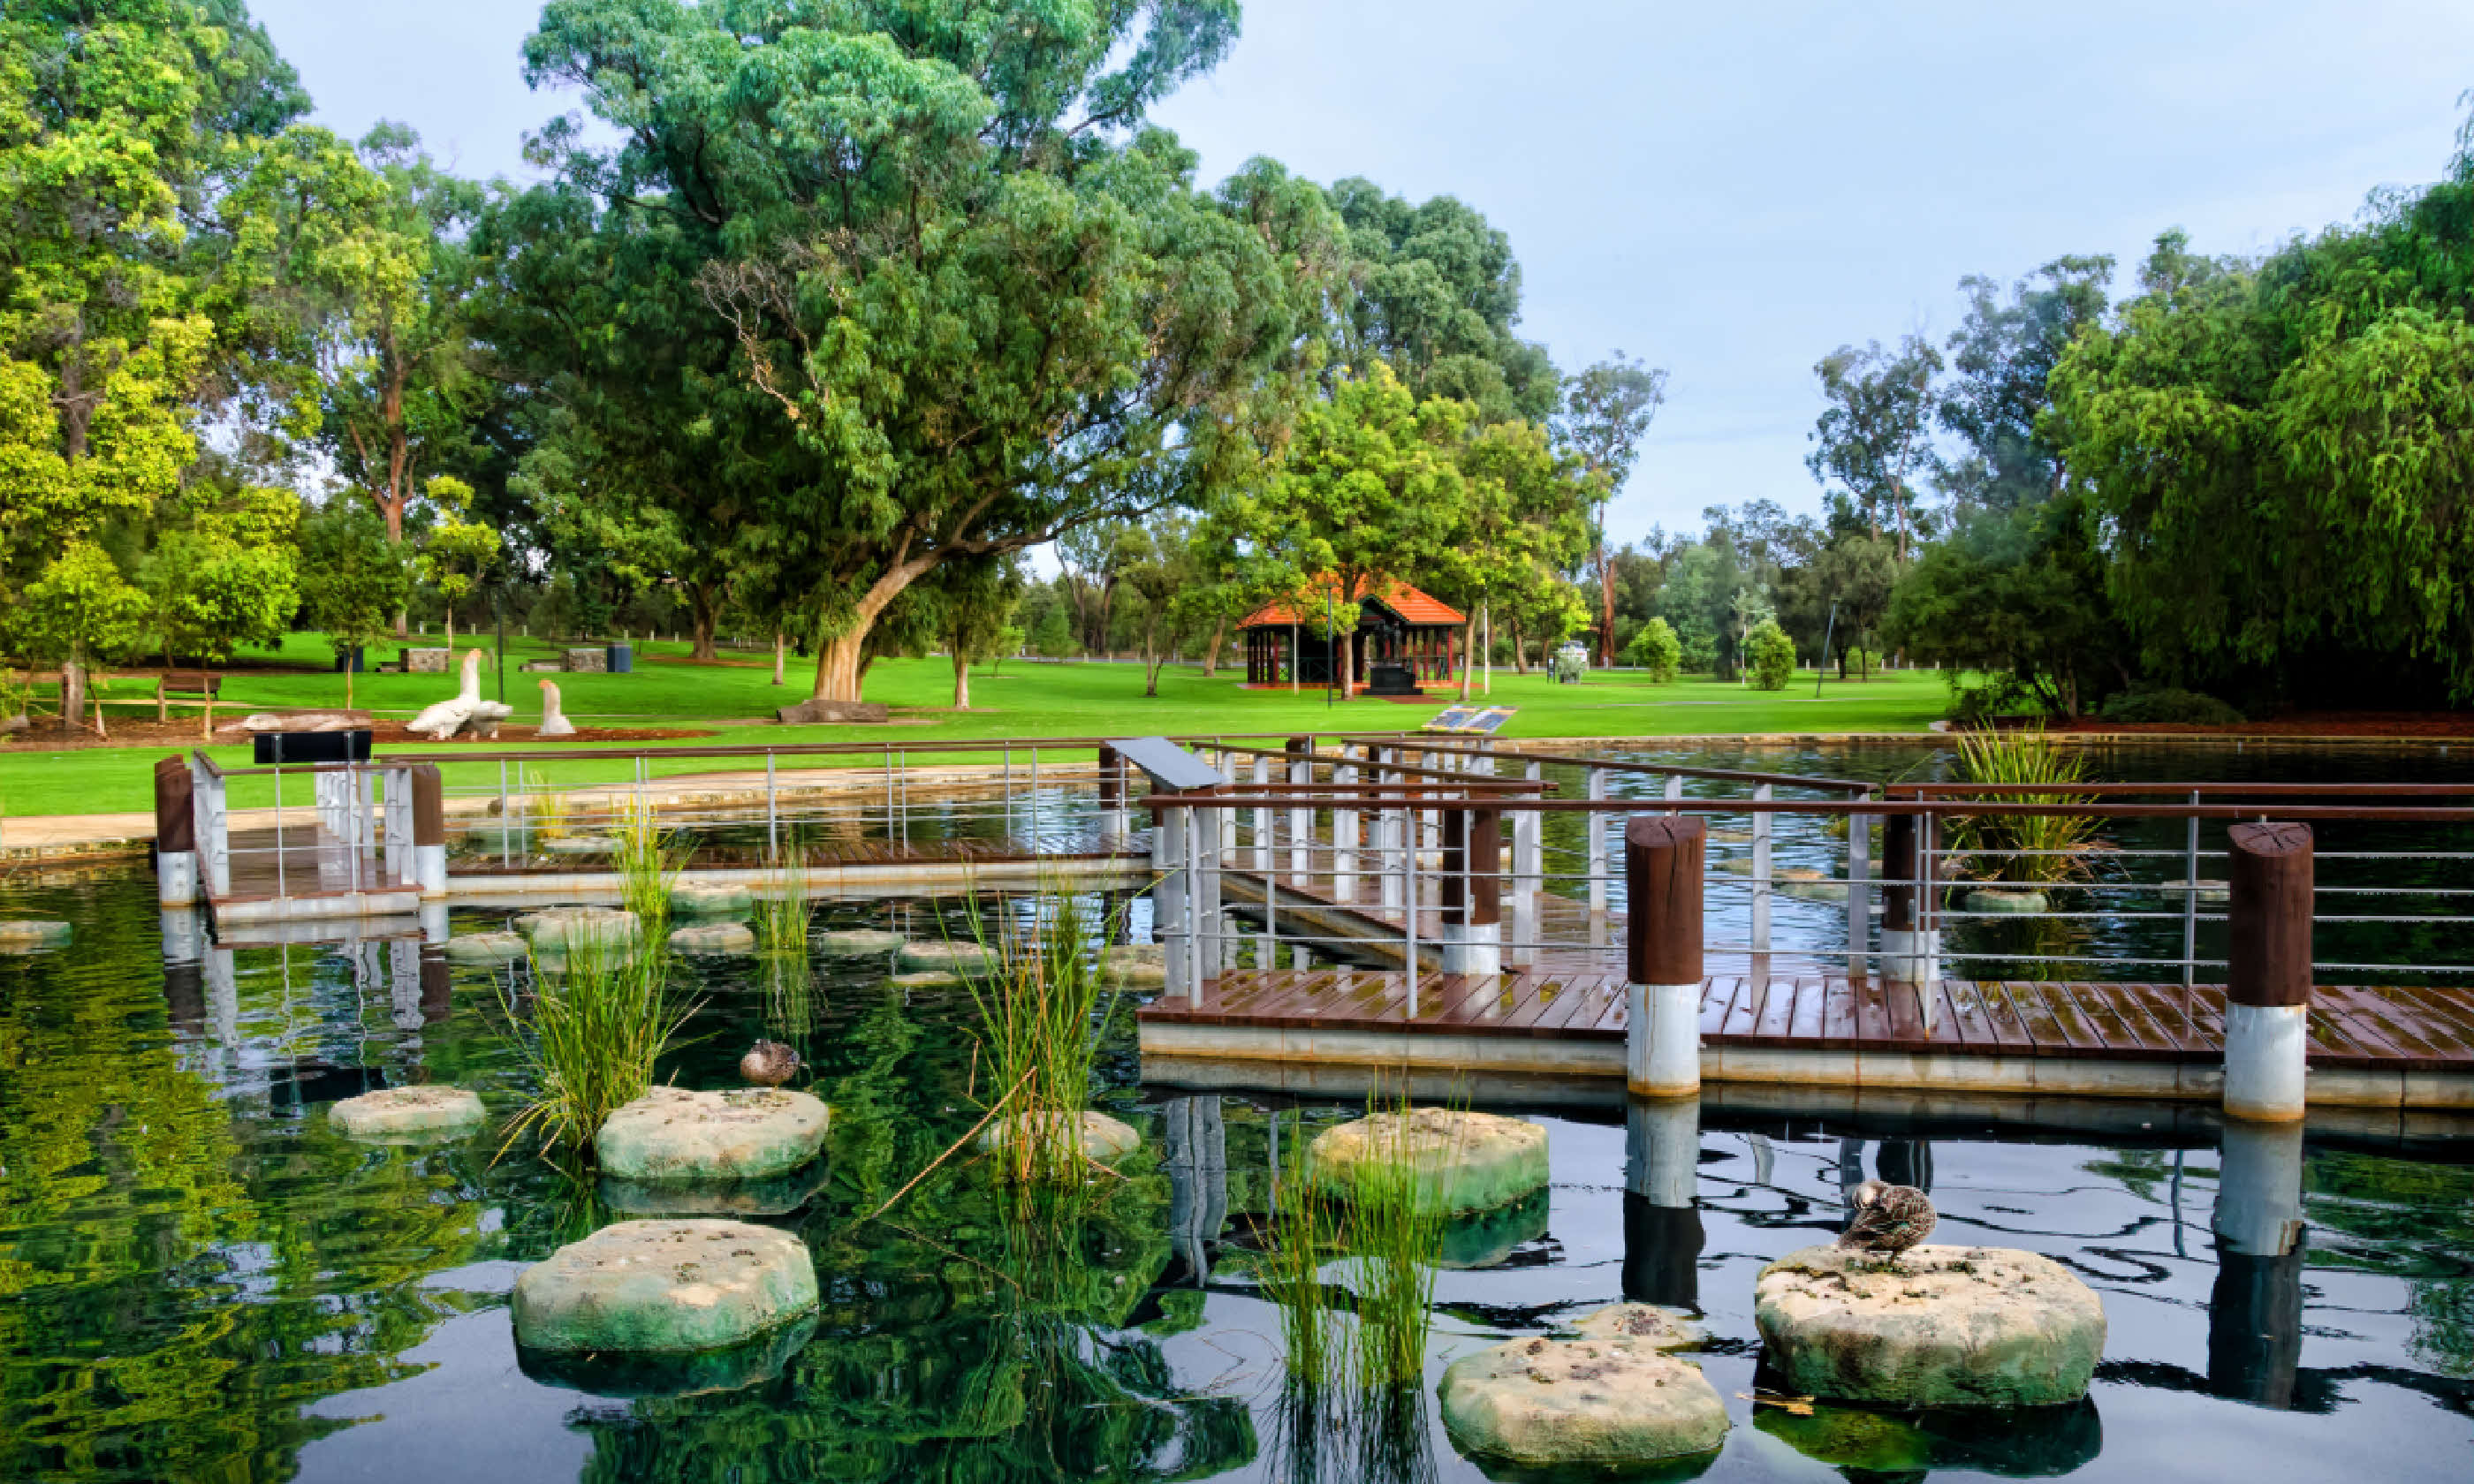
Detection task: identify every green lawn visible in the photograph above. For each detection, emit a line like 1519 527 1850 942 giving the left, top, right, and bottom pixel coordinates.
1 633 1953 817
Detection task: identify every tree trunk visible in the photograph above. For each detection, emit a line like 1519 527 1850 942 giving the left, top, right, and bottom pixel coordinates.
444 606 454 647
772 631 785 685
952 649 971 708
1596 544 1615 666
690 583 719 661
1201 616 1226 678
60 656 85 733
1508 619 1529 674
1457 614 1477 701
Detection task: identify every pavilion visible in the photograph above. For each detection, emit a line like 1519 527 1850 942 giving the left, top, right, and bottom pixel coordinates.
1236 578 1465 693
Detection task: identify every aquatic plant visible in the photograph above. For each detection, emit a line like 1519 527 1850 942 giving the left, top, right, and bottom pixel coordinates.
752 837 812 956
964 889 1117 1185
610 793 683 930
1265 1109 1352 1389
1343 1094 1452 1390
521 766 569 840
498 938 694 1161
1946 726 2105 888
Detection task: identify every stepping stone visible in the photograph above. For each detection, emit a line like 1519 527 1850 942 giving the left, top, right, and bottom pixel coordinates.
816 928 907 957
1779 867 1848 900
1755 1389 2104 1475
889 969 961 989
595 1086 831 1182
1099 943 1166 988
672 882 754 918
672 922 757 956
542 835 619 855
898 940 998 976
977 1109 1142 1163
517 906 642 954
0 920 72 952
330 1086 487 1143
1439 1333 1728 1469
1755 1244 2106 1408
2165 878 2230 904
1306 1108 1548 1215
1568 1302 1698 1351
1965 888 2048 914
442 931 528 964
512 1219 817 1355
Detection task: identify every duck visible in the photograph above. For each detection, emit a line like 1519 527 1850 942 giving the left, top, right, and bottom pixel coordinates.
740 1039 800 1087
1838 1178 1935 1263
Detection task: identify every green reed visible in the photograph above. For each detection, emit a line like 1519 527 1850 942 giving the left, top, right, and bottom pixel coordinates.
756 841 815 1035
497 936 694 1161
522 766 570 840
610 793 683 931
1947 725 2106 887
1343 1096 1452 1389
1266 1109 1352 1387
964 889 1114 1185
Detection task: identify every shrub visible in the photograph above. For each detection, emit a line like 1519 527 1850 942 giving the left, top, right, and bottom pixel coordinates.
1622 617 1681 682
1743 620 1796 690
2099 687 2243 725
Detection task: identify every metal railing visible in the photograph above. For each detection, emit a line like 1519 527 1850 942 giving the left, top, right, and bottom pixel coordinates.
188 753 422 901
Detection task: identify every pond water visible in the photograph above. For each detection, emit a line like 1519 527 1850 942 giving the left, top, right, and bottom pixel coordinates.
3 859 2470 1482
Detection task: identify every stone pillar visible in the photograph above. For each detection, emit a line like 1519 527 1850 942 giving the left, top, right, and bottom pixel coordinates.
410 763 448 897
1441 807 1502 975
2210 1120 2307 1406
2225 822 2312 1122
154 755 198 905
1625 814 1705 1099
1623 1095 1703 1308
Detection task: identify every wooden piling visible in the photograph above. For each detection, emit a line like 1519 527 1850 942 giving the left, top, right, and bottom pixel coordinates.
1625 814 1705 987
2224 820 2313 1120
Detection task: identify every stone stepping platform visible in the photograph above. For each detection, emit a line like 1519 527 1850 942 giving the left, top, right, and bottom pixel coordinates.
596 1086 829 1182
512 1219 818 1356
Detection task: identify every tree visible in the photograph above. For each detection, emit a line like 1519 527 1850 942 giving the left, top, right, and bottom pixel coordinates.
1743 618 1795 690
927 556 1025 709
1329 180 1560 423
1559 354 1668 662
1782 532 1897 680
412 476 497 642
297 502 411 709
1425 417 1591 700
514 0 1339 706
1807 335 1943 564
1887 494 2128 713
1623 616 1681 682
1938 256 2113 512
1119 516 1204 698
141 484 301 664
1241 364 1469 698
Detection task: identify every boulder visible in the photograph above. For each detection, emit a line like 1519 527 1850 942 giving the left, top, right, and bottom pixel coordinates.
978 1109 1142 1163
1099 943 1167 988
899 940 998 976
1965 888 2048 914
330 1086 487 1142
512 1219 817 1355
672 882 755 918
595 1086 830 1182
775 698 890 724
1753 1244 2105 1408
1569 1302 1697 1351
442 930 529 965
816 928 908 957
672 922 757 956
1438 1334 1728 1469
0 920 73 952
1754 1395 2104 1476
890 969 962 989
517 906 642 955
1307 1108 1549 1215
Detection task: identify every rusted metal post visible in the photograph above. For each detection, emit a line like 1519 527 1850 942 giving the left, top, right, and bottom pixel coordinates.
154 755 198 905
2225 821 2313 1121
1625 814 1705 1099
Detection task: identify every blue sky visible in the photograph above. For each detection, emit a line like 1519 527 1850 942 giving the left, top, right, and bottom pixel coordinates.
251 0 2474 547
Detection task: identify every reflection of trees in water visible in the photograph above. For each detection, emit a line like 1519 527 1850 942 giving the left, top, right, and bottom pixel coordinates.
2298 1152 2474 1381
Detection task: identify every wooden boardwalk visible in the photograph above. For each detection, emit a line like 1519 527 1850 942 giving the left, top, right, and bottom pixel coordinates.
215 825 421 911
1138 968 2474 1076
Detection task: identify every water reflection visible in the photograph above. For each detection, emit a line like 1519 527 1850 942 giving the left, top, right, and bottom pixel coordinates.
2211 1121 2308 1408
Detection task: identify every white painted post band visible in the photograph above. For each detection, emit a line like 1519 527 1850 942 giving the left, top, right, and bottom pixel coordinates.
1441 920 1500 975
1333 761 1359 902
1624 1094 1699 1207
1628 981 1703 1098
2214 1119 2305 1258
2223 1003 2309 1122
157 852 198 907
1251 756 1271 873
414 843 449 897
1287 753 1309 883
1880 927 1940 984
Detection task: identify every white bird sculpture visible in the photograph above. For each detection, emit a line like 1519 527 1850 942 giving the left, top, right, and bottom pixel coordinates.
406 650 515 739
536 678 576 738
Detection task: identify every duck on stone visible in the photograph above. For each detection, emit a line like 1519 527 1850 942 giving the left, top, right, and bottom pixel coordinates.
740 1040 800 1087
1838 1179 1935 1264
406 650 515 739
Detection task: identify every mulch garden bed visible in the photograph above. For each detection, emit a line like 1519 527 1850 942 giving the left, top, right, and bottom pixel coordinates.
2049 711 2474 738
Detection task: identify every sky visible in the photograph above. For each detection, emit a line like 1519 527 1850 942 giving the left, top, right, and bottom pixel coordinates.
249 0 2474 549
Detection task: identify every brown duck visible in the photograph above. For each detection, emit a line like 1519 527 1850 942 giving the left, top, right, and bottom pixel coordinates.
1839 1179 1935 1262
740 1040 800 1087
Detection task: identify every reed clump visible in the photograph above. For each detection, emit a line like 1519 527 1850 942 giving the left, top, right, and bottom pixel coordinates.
1947 726 2106 888
755 842 813 1035
1265 1109 1351 1388
498 938 694 1161
522 766 570 840
965 890 1116 1185
611 793 683 933
1341 1097 1452 1389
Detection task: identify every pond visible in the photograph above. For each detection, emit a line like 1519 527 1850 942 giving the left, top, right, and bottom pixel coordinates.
2 860 2470 1483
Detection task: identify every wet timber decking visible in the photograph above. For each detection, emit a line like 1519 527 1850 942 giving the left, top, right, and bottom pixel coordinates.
213 826 421 919
1136 969 2474 1105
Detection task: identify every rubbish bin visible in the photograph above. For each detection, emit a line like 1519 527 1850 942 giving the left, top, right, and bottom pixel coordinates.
332 646 364 673
605 642 634 674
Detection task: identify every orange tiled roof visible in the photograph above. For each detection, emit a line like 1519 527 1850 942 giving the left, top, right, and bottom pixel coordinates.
1237 577 1465 630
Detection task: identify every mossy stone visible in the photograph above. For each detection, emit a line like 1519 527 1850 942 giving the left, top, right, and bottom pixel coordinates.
595 1086 830 1182
899 940 998 976
0 920 72 952
442 930 528 964
890 969 963 989
977 1109 1142 1163
517 906 642 954
330 1086 487 1143
672 921 757 956
672 882 755 918
1307 1108 1549 1215
512 1219 817 1355
816 928 908 957
1438 1334 1728 1468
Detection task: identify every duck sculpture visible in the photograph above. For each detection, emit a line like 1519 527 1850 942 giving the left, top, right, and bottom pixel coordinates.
405 650 515 740
1839 1179 1936 1264
535 678 576 738
740 1040 800 1087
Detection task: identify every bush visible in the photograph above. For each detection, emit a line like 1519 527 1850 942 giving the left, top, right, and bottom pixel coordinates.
1743 620 1796 690
2099 687 2243 726
1622 617 1681 682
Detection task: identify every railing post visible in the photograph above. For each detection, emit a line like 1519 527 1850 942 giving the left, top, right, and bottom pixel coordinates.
1750 783 1772 956
1881 807 1937 983
1626 814 1705 1099
1586 766 1608 915
1286 737 1310 885
765 749 778 859
1199 802 1226 973
1401 810 1420 1013
191 760 230 897
1159 803 1192 1001
1333 757 1359 902
1845 789 1871 976
2224 821 2312 1122
2183 791 2202 988
411 764 447 897
154 756 198 905
1441 805 1502 975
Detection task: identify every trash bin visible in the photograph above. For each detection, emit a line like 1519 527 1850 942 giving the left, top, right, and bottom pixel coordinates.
605 642 634 674
332 646 365 673
254 730 374 765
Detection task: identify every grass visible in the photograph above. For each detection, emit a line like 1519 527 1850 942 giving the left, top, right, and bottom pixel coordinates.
497 938 694 1162
966 890 1114 1186
0 632 1954 816
755 842 815 1037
